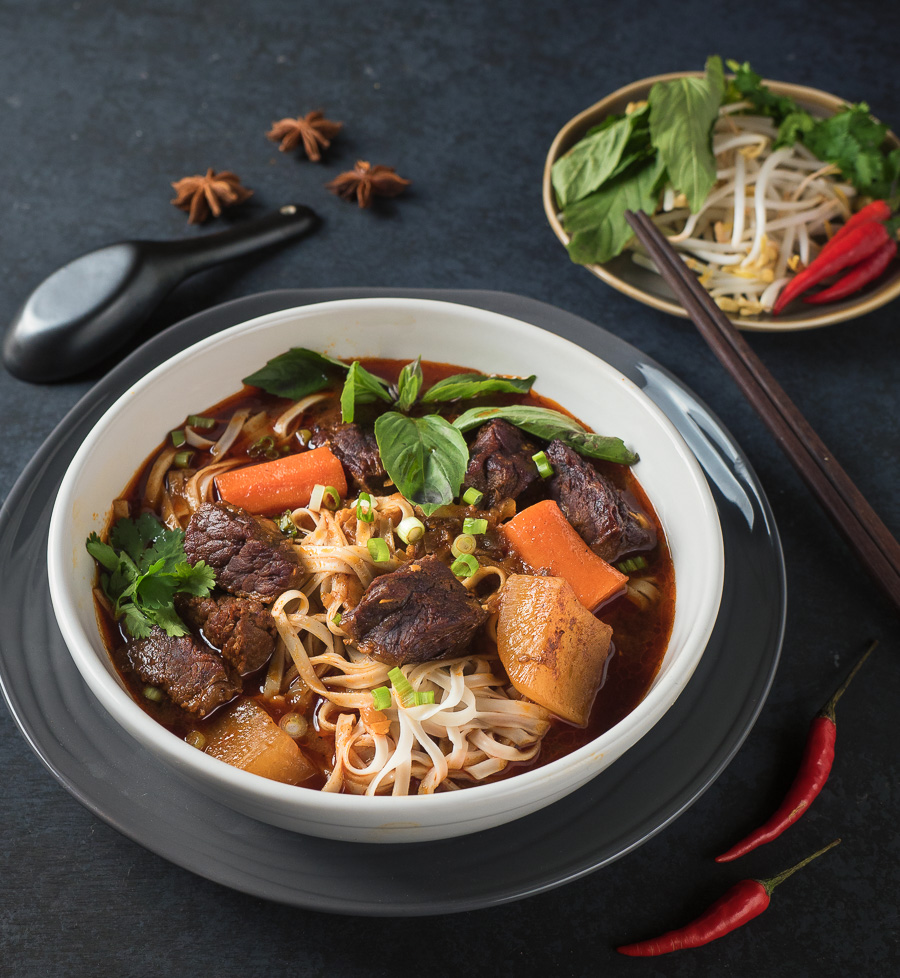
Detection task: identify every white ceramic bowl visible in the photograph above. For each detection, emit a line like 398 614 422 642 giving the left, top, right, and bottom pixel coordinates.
48 297 724 843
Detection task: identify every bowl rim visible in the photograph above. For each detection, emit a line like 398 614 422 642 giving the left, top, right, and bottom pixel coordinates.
48 295 724 819
542 72 900 333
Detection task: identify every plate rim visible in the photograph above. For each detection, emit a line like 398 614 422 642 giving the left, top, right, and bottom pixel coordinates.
0 287 786 915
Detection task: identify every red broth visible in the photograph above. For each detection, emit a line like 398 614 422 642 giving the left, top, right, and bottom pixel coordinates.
96 358 675 788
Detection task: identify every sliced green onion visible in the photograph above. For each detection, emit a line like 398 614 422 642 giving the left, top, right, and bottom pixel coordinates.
388 667 415 707
322 485 341 510
276 510 298 537
413 689 435 706
185 730 206 750
371 686 392 711
451 553 479 578
143 685 164 703
462 487 484 506
249 434 278 459
279 713 308 739
173 450 194 469
357 491 375 523
532 450 554 478
367 537 391 563
187 414 216 429
462 517 488 536
616 555 649 574
397 516 425 544
331 611 343 625
170 428 186 448
451 533 477 557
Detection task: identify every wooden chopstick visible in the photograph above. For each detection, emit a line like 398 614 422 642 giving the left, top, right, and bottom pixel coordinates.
625 209 900 614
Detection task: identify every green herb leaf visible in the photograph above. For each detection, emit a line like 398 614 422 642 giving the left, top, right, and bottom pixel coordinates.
564 155 666 264
172 560 217 596
551 114 635 208
452 405 638 465
374 412 469 516
86 533 120 573
648 54 724 212
121 604 154 640
340 361 393 423
242 348 348 400
421 373 536 403
86 515 216 639
775 109 815 148
804 103 898 197
395 357 423 412
725 61 900 198
725 59 798 122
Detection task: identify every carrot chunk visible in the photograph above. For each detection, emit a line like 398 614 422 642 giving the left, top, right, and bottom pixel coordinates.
501 499 627 611
215 445 348 516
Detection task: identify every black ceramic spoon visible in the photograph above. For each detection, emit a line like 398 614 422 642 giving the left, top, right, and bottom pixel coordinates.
2 204 320 383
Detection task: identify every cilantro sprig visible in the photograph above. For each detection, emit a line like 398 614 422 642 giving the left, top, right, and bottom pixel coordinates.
86 513 215 639
726 59 900 199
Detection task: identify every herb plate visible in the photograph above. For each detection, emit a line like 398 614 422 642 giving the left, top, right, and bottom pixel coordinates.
543 73 900 332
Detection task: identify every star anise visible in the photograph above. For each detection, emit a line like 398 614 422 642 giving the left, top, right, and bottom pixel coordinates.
266 110 343 161
170 169 253 224
325 160 411 209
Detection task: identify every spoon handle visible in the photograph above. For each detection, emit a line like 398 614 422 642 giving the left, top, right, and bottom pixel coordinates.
155 204 321 275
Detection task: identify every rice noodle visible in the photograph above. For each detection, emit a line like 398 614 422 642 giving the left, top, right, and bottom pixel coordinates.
272 393 330 438
154 405 556 795
639 107 858 315
270 586 551 795
210 408 251 460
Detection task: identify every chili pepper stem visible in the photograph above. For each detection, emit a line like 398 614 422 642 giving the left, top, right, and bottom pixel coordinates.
820 639 878 722
758 838 841 896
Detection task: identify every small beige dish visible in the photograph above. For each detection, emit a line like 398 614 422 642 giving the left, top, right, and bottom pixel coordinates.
543 74 900 332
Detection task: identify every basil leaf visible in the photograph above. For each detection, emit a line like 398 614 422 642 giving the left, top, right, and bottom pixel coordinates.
564 155 666 264
396 357 423 412
551 114 635 207
648 54 724 212
452 405 638 465
340 361 392 423
242 348 348 400
421 373 536 403
375 412 469 516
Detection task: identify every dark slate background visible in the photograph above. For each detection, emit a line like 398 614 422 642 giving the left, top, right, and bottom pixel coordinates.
1 1 897 975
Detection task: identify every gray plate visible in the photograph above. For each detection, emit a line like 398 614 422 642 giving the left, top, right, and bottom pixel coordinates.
0 288 785 916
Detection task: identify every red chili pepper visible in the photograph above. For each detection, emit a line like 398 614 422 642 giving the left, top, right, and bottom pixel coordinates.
818 199 893 259
772 221 891 314
803 238 897 304
617 840 841 956
716 640 876 863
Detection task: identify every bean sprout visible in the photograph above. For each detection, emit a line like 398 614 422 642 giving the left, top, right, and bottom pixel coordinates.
639 108 857 316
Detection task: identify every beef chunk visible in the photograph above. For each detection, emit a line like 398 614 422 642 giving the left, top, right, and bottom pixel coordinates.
125 627 239 716
309 422 387 493
545 440 656 563
184 502 302 602
341 555 489 666
464 419 540 507
176 594 277 673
